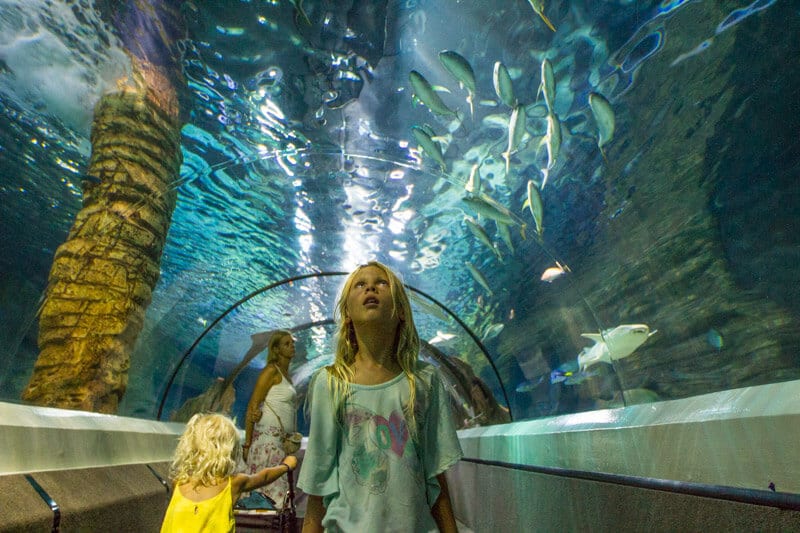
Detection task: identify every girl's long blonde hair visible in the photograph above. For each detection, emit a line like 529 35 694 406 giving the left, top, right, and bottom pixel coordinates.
326 261 421 437
169 413 241 488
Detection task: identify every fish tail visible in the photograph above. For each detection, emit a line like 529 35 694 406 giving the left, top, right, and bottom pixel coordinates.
538 12 557 32
600 145 609 165
298 6 312 25
454 108 464 126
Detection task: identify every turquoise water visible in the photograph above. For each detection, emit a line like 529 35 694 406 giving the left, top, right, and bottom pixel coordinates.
0 1 798 430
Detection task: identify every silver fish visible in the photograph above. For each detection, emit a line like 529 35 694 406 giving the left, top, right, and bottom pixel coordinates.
466 261 494 296
493 61 516 108
439 50 476 118
462 194 527 237
409 70 458 118
522 179 543 238
502 104 527 177
541 112 561 188
539 58 555 114
482 323 505 342
411 126 447 170
588 92 615 161
496 222 515 254
465 163 481 194
408 291 450 323
464 216 502 260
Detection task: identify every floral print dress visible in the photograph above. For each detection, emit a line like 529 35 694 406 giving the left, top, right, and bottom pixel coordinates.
239 369 297 508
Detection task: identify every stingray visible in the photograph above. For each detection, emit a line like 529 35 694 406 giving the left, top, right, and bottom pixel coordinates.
170 331 274 422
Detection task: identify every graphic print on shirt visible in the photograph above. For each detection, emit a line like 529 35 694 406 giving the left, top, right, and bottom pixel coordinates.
345 405 422 494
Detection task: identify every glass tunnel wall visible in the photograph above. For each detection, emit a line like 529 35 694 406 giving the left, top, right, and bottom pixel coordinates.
1 0 798 481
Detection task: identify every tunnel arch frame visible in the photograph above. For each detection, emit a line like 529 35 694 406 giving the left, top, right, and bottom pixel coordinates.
157 271 513 421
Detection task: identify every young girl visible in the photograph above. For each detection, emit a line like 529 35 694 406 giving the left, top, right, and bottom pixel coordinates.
160 413 297 533
298 261 463 533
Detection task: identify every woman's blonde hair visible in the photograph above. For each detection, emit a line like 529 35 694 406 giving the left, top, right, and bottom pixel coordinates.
326 261 421 437
267 330 293 364
169 413 241 488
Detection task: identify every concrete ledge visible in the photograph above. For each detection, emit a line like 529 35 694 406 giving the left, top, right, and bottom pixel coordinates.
457 379 800 494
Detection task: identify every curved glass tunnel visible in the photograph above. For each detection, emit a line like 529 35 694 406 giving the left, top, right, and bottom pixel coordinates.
156 271 512 430
1 0 800 529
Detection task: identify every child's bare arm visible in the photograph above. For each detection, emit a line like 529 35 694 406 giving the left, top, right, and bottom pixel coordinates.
302 495 325 533
431 473 458 533
231 456 298 499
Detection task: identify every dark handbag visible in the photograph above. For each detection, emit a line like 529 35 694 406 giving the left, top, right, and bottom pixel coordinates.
234 470 298 533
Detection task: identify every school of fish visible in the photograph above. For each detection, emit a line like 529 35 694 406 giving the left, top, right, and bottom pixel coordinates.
404 4 658 390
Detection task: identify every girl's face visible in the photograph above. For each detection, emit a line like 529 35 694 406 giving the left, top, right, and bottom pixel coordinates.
346 265 402 327
277 335 295 359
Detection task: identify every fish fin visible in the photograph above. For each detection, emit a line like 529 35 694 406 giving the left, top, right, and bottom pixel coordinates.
538 135 548 149
520 223 527 241
581 333 604 343
467 93 475 120
522 198 530 210
503 150 511 177
540 167 550 189
292 0 312 25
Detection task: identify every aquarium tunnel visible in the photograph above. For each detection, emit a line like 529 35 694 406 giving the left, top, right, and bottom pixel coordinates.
1 1 799 531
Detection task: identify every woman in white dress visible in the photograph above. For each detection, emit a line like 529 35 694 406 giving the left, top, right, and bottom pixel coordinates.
240 330 298 508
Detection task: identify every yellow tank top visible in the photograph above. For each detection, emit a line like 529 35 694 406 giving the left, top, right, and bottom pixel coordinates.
160 477 235 533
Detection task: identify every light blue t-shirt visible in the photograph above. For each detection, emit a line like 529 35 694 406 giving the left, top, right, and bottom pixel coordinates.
297 361 463 532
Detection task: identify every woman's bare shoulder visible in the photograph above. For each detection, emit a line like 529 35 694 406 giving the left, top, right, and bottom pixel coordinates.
256 364 281 384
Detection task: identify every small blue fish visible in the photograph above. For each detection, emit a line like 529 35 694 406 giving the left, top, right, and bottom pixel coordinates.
563 370 599 385
515 376 544 392
550 368 598 385
550 369 571 384
706 328 723 350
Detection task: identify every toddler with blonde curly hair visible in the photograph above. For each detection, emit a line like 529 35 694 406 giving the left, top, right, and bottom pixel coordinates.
161 413 297 533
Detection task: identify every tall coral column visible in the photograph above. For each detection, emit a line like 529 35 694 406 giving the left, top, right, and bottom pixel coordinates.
22 77 182 413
